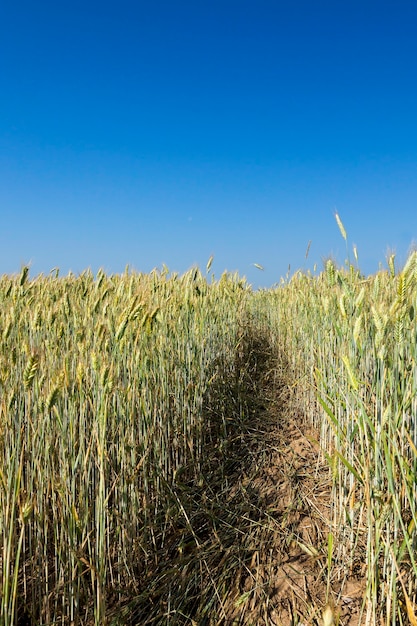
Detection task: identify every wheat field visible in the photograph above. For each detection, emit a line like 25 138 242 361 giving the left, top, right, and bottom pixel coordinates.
1 234 416 624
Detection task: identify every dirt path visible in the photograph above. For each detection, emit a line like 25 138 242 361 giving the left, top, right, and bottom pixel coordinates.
221 405 365 626
115 375 365 625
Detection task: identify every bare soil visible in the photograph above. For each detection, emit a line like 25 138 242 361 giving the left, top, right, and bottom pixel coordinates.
221 403 365 626
110 373 366 625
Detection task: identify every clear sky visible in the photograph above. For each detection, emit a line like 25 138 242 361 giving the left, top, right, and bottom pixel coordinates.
1 0 416 287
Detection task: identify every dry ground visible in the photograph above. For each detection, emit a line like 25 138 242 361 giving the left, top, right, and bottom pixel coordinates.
110 376 366 625
220 406 365 626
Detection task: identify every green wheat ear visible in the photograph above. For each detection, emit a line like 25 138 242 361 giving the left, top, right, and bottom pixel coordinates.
19 265 29 287
334 212 347 241
23 354 39 390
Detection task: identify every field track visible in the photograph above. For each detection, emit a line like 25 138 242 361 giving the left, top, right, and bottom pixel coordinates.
204 385 364 625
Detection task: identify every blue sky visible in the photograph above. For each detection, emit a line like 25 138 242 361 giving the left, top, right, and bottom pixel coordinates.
1 0 416 287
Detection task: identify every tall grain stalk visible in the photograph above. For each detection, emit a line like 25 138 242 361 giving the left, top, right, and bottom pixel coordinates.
256 226 417 624
0 266 253 623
